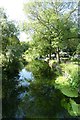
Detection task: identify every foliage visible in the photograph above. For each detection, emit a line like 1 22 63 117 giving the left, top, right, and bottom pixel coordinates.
54 62 80 116
55 76 70 87
21 1 79 117
0 8 27 117
20 59 74 118
0 1 79 118
55 63 78 97
76 43 80 54
26 60 56 79
23 1 78 62
62 98 80 116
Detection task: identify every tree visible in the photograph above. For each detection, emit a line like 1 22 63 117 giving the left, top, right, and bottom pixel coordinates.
0 8 26 118
24 1 78 63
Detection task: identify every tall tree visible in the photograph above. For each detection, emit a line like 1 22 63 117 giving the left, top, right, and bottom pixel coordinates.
0 8 25 118
24 1 78 63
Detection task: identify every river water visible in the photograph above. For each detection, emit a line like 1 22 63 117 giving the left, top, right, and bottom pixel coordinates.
15 68 34 118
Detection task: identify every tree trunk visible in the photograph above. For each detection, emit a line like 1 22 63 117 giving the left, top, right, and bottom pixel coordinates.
56 47 60 63
49 50 51 60
49 39 51 60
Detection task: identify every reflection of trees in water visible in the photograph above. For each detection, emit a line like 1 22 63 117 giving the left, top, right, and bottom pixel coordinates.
18 61 80 118
2 61 21 118
19 60 70 118
2 58 80 118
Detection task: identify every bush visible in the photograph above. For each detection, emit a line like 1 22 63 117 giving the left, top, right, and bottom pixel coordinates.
26 60 55 79
55 63 79 97
65 63 79 88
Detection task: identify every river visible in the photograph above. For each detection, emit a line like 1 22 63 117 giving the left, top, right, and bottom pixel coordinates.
15 68 34 118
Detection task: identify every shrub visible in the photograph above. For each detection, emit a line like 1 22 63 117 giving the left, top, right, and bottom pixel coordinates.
55 63 79 97
26 60 55 79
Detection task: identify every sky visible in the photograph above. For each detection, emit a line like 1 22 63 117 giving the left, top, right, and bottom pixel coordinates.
0 0 30 41
0 0 29 21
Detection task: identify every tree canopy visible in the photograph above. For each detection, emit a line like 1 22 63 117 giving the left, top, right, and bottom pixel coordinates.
23 1 79 62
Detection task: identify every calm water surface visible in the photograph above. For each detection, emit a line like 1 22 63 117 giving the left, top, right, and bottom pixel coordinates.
15 68 34 118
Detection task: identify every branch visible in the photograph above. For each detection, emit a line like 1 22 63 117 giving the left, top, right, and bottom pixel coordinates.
64 7 77 25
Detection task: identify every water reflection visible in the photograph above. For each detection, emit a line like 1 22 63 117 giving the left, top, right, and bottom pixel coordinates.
17 61 71 118
19 68 33 80
3 60 79 118
18 68 34 87
17 68 34 99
